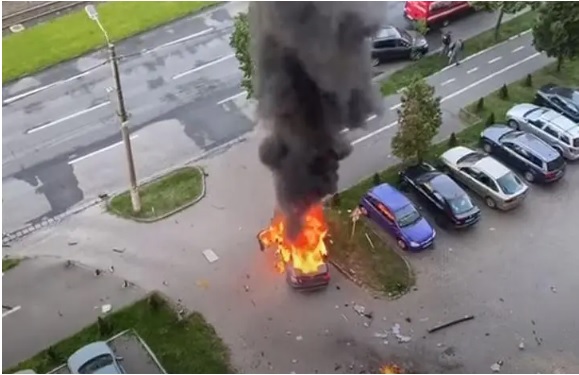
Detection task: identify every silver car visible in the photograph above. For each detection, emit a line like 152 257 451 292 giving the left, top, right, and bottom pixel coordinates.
505 103 579 160
440 146 529 210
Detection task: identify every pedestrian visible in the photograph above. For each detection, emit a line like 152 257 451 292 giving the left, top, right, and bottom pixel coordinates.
448 38 464 66
441 30 452 57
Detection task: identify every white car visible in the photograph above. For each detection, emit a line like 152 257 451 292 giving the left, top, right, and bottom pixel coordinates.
440 146 529 210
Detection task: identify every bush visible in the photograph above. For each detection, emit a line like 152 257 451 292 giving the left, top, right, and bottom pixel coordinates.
448 132 458 147
499 84 509 100
524 73 533 87
485 112 496 127
372 173 381 186
97 316 112 338
476 97 485 112
148 293 163 311
331 193 341 208
46 346 61 363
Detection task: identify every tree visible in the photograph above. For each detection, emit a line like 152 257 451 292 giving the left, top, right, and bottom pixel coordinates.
470 2 528 41
229 12 254 98
391 78 442 164
532 2 579 72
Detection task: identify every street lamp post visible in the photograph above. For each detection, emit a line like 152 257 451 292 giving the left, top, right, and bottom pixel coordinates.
85 5 141 213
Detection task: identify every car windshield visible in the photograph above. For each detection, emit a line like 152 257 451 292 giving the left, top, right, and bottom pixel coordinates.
394 204 421 227
456 151 486 164
78 354 114 374
496 172 523 195
447 194 474 215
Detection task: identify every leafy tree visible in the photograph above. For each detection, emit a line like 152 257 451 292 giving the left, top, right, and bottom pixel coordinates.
532 2 579 72
471 2 528 41
229 12 254 98
391 78 442 164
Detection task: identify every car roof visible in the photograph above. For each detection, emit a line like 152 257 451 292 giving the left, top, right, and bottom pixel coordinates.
511 132 560 161
472 157 510 179
68 342 113 370
539 109 579 136
375 26 400 40
369 183 410 212
429 174 465 200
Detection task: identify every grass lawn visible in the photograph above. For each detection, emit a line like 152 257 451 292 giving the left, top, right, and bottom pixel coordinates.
380 10 537 96
464 61 579 125
2 1 220 84
5 293 233 374
2 257 21 272
109 166 204 220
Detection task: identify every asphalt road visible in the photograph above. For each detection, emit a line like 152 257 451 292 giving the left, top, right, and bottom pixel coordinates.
7 34 577 374
2 1 514 234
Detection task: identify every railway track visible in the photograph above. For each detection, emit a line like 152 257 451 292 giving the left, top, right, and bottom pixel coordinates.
2 1 89 31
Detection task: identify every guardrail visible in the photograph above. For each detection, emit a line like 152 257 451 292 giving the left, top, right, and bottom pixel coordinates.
2 1 89 31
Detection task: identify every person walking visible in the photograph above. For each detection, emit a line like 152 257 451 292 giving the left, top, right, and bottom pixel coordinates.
441 30 452 57
448 38 464 66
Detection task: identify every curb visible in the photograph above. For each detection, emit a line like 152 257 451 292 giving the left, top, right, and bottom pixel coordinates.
106 166 206 223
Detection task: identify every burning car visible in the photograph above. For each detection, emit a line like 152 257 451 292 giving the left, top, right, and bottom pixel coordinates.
258 204 330 290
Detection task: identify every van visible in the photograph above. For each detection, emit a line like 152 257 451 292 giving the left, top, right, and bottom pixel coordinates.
404 1 473 29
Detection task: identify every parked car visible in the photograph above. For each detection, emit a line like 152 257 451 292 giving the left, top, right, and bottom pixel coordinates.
505 103 579 160
359 183 436 251
371 25 428 65
68 342 124 374
285 262 330 291
399 163 481 229
403 1 473 29
534 83 579 123
439 146 528 210
480 125 566 184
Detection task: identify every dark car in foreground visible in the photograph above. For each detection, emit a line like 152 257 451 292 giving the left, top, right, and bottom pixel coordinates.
535 83 579 123
285 262 330 291
371 25 428 66
399 163 481 229
360 183 436 251
481 125 566 184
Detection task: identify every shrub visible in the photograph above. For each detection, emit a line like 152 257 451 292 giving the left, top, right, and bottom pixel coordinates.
448 132 458 147
148 293 163 311
46 346 61 363
485 112 496 127
499 84 509 100
476 97 485 112
524 73 533 87
372 173 381 186
97 316 112 337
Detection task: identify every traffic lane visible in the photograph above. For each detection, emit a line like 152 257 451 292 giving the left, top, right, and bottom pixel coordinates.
2 257 146 369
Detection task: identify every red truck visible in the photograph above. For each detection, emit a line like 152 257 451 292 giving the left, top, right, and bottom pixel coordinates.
404 1 474 29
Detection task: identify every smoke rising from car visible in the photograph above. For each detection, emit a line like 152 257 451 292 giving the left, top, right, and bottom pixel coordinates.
250 1 385 238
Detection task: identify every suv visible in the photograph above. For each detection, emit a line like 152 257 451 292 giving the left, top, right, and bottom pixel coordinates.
371 26 428 65
505 103 579 160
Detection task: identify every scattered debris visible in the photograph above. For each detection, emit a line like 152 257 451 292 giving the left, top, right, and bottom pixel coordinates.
392 323 412 343
353 304 366 315
296 335 303 341
122 280 130 288
531 320 535 326
341 314 349 322
365 233 375 249
286 330 292 335
519 341 525 350
196 280 209 289
335 305 340 309
324 329 330 335
98 193 109 200
412 286 418 291
382 340 389 345
68 241 78 246
334 364 342 371
112 248 125 253
405 317 412 323
202 249 219 263
490 360 503 373
65 260 74 268
437 343 443 347
336 285 341 290
448 247 453 252
373 332 389 339
244 285 250 292
94 269 102 276
485 333 490 336
58 310 63 317
364 312 374 320
109 266 115 273
489 227 496 231
550 286 557 293
363 322 369 327
428 315 475 334
292 359 298 364
419 317 429 322
499 298 504 302
101 304 112 314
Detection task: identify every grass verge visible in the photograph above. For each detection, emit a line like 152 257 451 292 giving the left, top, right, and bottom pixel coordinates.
5 293 233 374
109 167 204 221
2 1 220 84
2 257 21 272
380 10 537 96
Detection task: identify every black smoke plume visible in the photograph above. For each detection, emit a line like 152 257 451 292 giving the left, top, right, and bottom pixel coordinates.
250 2 385 238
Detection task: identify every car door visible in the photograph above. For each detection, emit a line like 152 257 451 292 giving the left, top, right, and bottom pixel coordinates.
374 39 397 61
457 167 485 197
542 124 562 150
476 172 501 200
501 143 527 171
524 118 545 138
417 182 445 214
396 37 412 58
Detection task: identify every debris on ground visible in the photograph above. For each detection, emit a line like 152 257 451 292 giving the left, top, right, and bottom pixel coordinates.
428 315 475 333
373 331 389 339
94 269 102 276
202 248 219 263
448 247 453 252
65 260 74 268
490 360 503 373
68 241 78 246
405 317 412 323
244 285 250 292
419 317 429 322
196 280 209 289
519 341 525 350
292 359 298 364
112 248 125 253
109 266 114 273
353 304 366 315
286 330 292 335
162 280 168 286
122 280 130 288
489 227 496 231
336 285 341 290
437 343 443 347
550 286 557 293
296 335 303 341
324 329 330 335
392 323 412 343
412 286 418 291
101 304 112 314
341 314 349 322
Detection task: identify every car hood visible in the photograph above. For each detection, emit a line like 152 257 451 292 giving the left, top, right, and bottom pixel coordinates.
481 125 512 143
401 217 434 243
407 30 428 46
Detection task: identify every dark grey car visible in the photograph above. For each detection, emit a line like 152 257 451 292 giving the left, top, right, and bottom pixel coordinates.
371 26 429 66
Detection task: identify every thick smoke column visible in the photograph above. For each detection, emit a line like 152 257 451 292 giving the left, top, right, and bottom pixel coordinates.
250 2 385 238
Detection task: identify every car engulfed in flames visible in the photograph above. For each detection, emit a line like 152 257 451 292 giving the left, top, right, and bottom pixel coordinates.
379 364 403 374
258 203 330 289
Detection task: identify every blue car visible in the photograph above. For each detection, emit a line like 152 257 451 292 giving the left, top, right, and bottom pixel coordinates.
360 183 436 251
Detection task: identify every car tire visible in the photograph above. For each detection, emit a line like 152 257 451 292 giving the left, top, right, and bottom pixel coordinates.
508 119 520 130
482 142 493 153
485 196 497 209
524 171 535 182
397 238 408 251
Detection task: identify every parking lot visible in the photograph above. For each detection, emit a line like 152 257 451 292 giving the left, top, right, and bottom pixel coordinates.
50 330 165 374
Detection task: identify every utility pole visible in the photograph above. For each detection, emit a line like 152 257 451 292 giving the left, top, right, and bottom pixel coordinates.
85 5 141 212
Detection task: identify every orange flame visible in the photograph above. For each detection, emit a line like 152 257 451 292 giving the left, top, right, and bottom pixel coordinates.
379 364 403 374
258 203 328 274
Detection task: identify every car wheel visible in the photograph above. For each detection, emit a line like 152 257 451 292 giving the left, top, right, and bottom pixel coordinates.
397 238 408 251
482 142 493 153
410 50 423 61
371 58 380 67
485 196 497 209
508 119 520 130
524 171 535 182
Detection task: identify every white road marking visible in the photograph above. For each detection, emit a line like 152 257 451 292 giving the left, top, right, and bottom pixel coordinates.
440 78 456 86
146 28 214 54
512 46 525 53
350 52 540 146
68 135 139 165
390 103 402 111
26 102 111 135
488 56 503 64
366 114 377 122
467 67 479 74
2 305 21 318
217 91 247 105
173 54 235 80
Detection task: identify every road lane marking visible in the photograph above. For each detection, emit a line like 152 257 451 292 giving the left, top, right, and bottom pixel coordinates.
350 52 540 146
467 67 479 74
26 101 111 135
2 305 21 318
68 135 139 165
390 103 402 111
217 91 247 105
512 46 525 53
147 28 214 53
173 54 235 79
440 78 456 86
488 56 503 64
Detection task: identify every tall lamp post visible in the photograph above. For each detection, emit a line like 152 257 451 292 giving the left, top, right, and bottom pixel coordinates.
85 5 141 213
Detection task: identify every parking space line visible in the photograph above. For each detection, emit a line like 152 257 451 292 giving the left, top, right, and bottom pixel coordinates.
172 54 235 80
2 305 21 318
512 46 525 53
25 102 111 135
467 67 479 74
217 91 247 105
441 78 456 87
488 56 503 64
68 135 139 165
